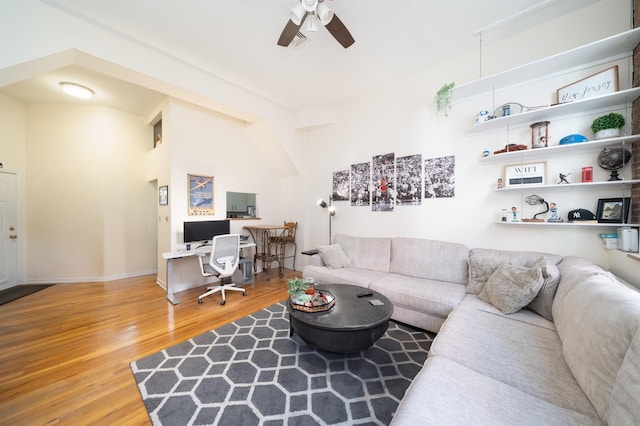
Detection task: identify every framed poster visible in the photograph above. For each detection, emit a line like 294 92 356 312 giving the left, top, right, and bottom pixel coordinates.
188 174 214 215
556 66 618 104
504 162 546 188
596 197 630 223
158 185 168 205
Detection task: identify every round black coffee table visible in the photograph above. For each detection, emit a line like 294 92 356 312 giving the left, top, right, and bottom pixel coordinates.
287 284 393 353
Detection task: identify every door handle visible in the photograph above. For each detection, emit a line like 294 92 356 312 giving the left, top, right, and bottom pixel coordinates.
9 235 17 240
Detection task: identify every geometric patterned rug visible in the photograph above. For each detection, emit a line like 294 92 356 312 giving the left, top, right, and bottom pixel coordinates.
130 301 433 425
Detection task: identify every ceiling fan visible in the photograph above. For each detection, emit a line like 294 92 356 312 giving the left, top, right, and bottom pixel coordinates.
277 0 355 48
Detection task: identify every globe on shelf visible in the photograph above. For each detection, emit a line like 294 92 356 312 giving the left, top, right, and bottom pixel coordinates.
597 147 632 181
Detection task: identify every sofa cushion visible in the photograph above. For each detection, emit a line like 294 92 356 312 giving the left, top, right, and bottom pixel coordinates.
478 262 545 314
553 256 609 311
467 256 517 294
467 248 562 295
526 257 560 321
303 265 385 288
317 244 352 268
369 273 466 321
389 238 469 284
608 329 640 424
333 234 391 272
391 356 603 426
460 294 555 331
429 304 599 418
553 271 640 422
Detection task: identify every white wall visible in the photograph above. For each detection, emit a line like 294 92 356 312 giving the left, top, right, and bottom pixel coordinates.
22 104 156 282
300 0 639 286
0 94 27 283
156 99 304 292
0 0 303 175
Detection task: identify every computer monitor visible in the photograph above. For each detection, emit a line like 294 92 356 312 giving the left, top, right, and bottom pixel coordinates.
183 220 230 244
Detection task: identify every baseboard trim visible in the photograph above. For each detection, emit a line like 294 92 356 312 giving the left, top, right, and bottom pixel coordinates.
24 269 158 284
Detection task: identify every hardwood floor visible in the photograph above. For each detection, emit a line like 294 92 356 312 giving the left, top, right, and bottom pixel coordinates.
0 270 298 425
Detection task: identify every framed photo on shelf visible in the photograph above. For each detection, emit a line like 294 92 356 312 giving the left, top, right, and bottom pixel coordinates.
556 65 618 104
158 185 168 206
504 162 546 188
188 174 214 215
596 197 630 223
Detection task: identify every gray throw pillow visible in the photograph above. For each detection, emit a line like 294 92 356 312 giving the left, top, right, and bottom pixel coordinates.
467 256 516 295
317 244 352 269
478 263 545 314
526 257 560 321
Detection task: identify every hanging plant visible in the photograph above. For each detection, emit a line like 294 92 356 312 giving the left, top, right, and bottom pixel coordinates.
435 82 455 116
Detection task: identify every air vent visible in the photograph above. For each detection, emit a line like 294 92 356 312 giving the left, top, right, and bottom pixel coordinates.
291 31 308 48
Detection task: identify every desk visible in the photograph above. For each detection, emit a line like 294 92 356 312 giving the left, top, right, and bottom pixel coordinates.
244 225 287 278
162 242 255 305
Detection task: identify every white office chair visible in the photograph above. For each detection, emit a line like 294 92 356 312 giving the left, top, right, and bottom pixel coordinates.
196 234 247 305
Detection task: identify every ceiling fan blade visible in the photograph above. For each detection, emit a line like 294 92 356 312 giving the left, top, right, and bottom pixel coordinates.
324 13 354 48
277 14 307 47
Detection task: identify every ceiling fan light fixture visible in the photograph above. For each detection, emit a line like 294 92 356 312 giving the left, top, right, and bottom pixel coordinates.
301 0 318 12
316 3 333 25
305 13 318 31
59 82 94 99
289 4 306 25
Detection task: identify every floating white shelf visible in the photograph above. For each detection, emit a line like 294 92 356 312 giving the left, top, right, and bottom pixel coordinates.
495 179 640 193
469 28 640 234
496 221 639 228
480 135 640 162
454 28 640 101
467 88 640 135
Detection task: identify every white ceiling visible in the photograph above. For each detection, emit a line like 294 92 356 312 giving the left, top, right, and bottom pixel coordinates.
1 0 599 116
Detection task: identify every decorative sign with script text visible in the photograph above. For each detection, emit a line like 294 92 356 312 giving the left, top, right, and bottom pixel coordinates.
556 66 618 104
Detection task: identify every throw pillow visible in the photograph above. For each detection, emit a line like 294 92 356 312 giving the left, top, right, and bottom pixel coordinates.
478 263 545 314
526 257 560 321
467 256 515 295
317 244 352 269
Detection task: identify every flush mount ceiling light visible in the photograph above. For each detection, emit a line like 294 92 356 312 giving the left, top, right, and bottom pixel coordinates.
59 82 94 99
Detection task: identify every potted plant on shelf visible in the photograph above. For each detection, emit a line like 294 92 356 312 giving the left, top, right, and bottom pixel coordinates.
590 113 625 139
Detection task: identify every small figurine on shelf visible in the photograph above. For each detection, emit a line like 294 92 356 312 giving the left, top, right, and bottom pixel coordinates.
548 203 564 222
497 178 503 189
558 172 571 184
501 208 508 222
511 206 519 222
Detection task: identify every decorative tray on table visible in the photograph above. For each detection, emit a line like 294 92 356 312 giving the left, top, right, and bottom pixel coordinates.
289 290 335 313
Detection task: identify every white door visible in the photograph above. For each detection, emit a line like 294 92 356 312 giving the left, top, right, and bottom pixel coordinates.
0 171 18 290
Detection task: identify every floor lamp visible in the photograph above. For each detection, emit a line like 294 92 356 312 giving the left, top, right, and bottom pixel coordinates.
317 197 336 245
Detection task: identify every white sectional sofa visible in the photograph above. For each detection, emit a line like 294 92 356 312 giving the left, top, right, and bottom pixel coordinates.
304 235 470 332
302 234 640 425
